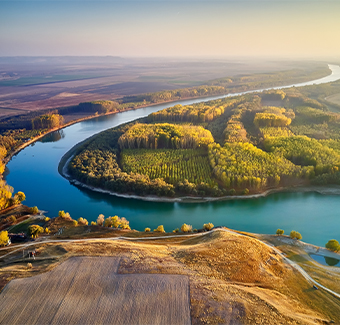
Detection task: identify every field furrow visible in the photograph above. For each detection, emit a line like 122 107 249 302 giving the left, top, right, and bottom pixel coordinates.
0 256 191 325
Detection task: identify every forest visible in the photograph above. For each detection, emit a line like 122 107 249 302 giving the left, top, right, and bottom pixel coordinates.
67 79 340 198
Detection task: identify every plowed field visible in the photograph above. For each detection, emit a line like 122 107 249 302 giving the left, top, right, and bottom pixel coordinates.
0 256 190 325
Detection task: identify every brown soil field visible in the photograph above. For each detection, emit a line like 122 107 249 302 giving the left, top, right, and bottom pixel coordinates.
0 58 327 114
0 256 190 325
325 93 340 106
1 229 339 324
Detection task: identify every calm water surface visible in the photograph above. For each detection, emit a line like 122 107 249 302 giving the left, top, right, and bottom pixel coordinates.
5 64 340 247
309 254 340 267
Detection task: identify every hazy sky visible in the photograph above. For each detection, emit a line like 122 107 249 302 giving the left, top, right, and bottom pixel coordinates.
1 0 340 58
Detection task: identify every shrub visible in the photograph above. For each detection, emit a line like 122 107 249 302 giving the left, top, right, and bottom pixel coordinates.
145 227 151 232
96 214 105 226
77 217 88 226
30 206 39 215
181 223 192 233
27 225 44 238
173 228 179 233
91 221 97 226
295 232 302 240
120 217 130 230
9 215 16 224
103 216 130 229
27 263 33 269
72 220 78 227
59 211 72 221
0 231 9 247
203 223 214 231
14 191 26 203
325 239 340 252
276 229 284 235
290 230 302 240
44 217 50 222
229 189 236 195
44 227 50 234
154 225 165 233
242 188 249 195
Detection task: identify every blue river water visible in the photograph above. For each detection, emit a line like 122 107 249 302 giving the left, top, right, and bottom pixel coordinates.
5 64 340 246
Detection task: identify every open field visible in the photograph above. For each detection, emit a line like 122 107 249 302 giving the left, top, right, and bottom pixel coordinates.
0 57 329 114
325 93 340 106
0 256 190 325
0 229 339 324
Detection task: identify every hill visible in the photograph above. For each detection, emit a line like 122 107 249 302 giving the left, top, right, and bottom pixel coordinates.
0 228 339 324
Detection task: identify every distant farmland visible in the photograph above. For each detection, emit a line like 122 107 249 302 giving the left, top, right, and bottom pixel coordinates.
0 256 191 325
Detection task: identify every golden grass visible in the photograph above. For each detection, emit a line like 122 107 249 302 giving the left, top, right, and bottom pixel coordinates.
1 229 339 324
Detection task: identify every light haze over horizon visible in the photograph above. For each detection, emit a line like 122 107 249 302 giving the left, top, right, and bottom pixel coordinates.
1 0 340 59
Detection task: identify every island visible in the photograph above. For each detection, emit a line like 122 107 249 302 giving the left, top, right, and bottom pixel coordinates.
62 83 340 200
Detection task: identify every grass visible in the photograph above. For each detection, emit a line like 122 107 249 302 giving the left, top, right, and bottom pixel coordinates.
1 229 339 324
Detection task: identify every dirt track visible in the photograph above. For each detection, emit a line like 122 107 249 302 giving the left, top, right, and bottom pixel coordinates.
0 256 191 325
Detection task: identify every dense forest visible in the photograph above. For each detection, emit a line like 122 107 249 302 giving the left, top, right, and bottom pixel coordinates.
67 79 340 198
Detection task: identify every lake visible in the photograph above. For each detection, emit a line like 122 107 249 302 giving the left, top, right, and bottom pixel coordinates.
5 64 340 247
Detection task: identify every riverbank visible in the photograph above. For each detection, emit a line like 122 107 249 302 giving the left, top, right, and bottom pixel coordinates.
3 63 336 167
58 151 340 202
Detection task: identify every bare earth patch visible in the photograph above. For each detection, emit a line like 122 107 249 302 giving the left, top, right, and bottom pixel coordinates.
0 256 190 325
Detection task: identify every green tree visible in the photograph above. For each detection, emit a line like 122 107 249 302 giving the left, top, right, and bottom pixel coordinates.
0 230 9 246
325 239 340 252
276 229 284 235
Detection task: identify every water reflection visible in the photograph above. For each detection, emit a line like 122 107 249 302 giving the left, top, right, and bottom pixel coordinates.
309 254 340 267
39 130 65 143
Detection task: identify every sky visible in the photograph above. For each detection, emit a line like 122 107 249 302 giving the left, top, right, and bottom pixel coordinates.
1 0 340 59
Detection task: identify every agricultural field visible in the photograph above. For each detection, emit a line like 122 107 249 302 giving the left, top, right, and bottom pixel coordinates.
0 229 339 324
0 256 191 325
121 148 215 185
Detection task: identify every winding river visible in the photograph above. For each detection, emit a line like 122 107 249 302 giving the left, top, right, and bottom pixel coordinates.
5 64 340 246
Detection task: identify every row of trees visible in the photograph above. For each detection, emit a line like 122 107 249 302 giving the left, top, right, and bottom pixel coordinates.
32 114 64 130
209 142 303 189
149 97 242 123
118 123 214 150
264 136 340 175
120 148 215 186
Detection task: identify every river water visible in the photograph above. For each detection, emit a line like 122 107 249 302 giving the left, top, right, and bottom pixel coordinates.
5 64 340 246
